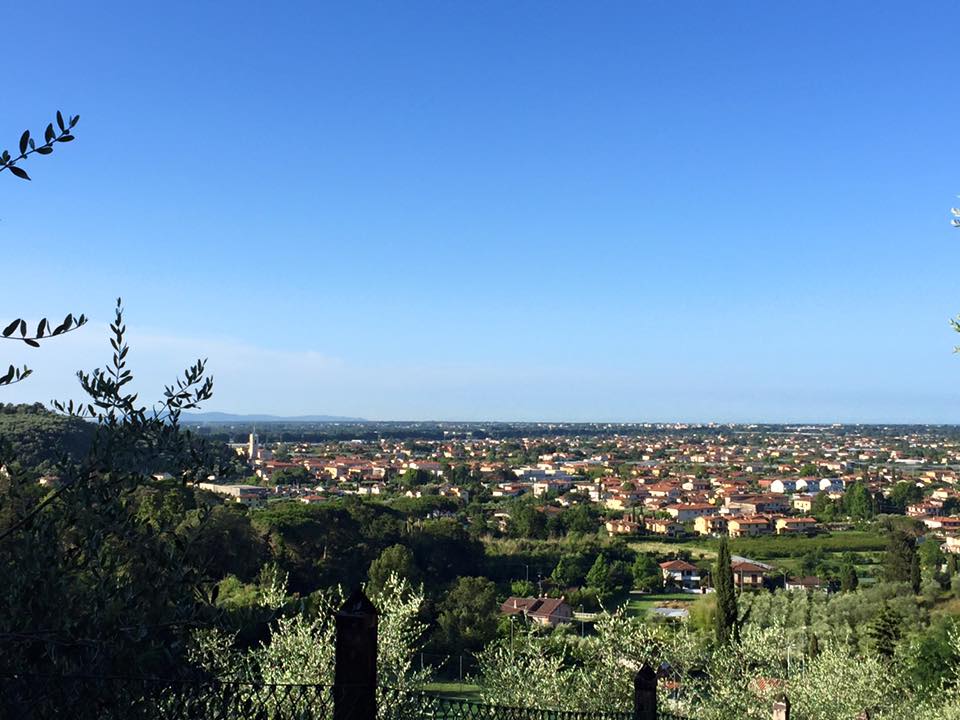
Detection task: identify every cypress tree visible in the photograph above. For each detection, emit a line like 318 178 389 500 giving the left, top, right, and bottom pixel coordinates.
884 529 919 590
947 553 958 579
807 633 820 659
867 603 902 661
840 563 859 592
586 554 613 602
714 536 738 645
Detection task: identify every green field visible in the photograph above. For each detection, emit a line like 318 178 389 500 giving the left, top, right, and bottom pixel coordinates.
625 591 699 617
632 531 887 567
422 682 482 700
720 530 887 559
627 531 889 586
628 539 716 560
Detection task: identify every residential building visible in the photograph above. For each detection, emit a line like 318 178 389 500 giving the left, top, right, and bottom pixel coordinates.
728 516 772 537
606 517 642 535
500 597 572 626
694 515 728 536
665 503 716 523
659 559 701 589
731 561 768 590
644 518 684 537
774 517 818 535
785 576 825 591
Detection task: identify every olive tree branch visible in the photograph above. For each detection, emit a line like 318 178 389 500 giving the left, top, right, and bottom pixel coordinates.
0 111 79 181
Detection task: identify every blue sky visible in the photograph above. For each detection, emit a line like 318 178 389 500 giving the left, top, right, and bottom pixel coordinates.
2 1 959 422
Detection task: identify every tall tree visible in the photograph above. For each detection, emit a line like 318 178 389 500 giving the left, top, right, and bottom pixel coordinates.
918 538 945 572
714 536 738 645
889 481 923 513
867 603 903 661
631 554 663 592
585 554 612 600
551 554 584 588
510 503 548 539
885 529 920 593
436 576 499 656
843 481 874 520
810 492 836 522
0 301 216 678
840 563 859 592
368 544 419 597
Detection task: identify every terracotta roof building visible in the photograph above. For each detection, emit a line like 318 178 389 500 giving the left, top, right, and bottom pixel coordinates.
500 596 572 626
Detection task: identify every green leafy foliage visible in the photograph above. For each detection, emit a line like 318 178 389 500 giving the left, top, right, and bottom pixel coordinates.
189 571 431 714
435 576 499 656
867 603 902 660
269 465 312 485
631 553 663 592
0 301 222 677
0 403 94 471
509 503 548 539
368 544 420 597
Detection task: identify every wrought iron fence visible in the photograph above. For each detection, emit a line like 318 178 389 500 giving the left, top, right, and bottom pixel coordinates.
406 692 634 720
0 676 686 720
0 675 341 720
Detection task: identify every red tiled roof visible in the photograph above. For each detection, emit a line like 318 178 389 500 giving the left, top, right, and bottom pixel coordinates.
528 597 568 619
659 560 697 571
499 596 570 620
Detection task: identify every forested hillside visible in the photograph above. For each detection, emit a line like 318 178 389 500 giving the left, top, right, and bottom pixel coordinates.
0 403 94 471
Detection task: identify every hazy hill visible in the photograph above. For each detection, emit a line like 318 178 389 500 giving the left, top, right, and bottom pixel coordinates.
181 412 366 423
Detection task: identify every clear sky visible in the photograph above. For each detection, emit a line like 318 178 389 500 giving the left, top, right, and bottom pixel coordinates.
2 1 959 422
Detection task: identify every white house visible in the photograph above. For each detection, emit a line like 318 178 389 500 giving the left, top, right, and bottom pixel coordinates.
769 479 797 494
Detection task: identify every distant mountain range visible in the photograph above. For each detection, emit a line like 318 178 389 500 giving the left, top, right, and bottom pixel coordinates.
181 412 366 423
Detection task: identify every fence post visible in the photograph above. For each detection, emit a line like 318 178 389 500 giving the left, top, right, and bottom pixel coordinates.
772 696 790 720
334 589 378 720
633 665 657 720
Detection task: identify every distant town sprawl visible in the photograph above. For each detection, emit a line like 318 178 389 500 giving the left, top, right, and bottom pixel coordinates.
190 423 960 590
8 409 960 717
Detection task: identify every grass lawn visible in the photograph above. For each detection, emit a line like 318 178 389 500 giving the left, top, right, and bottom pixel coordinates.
625 591 699 616
422 682 483 700
628 540 715 560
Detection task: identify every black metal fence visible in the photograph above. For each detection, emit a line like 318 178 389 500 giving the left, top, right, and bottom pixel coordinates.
407 694 690 720
0 675 339 720
0 676 680 720
407 693 634 720
0 591 677 720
